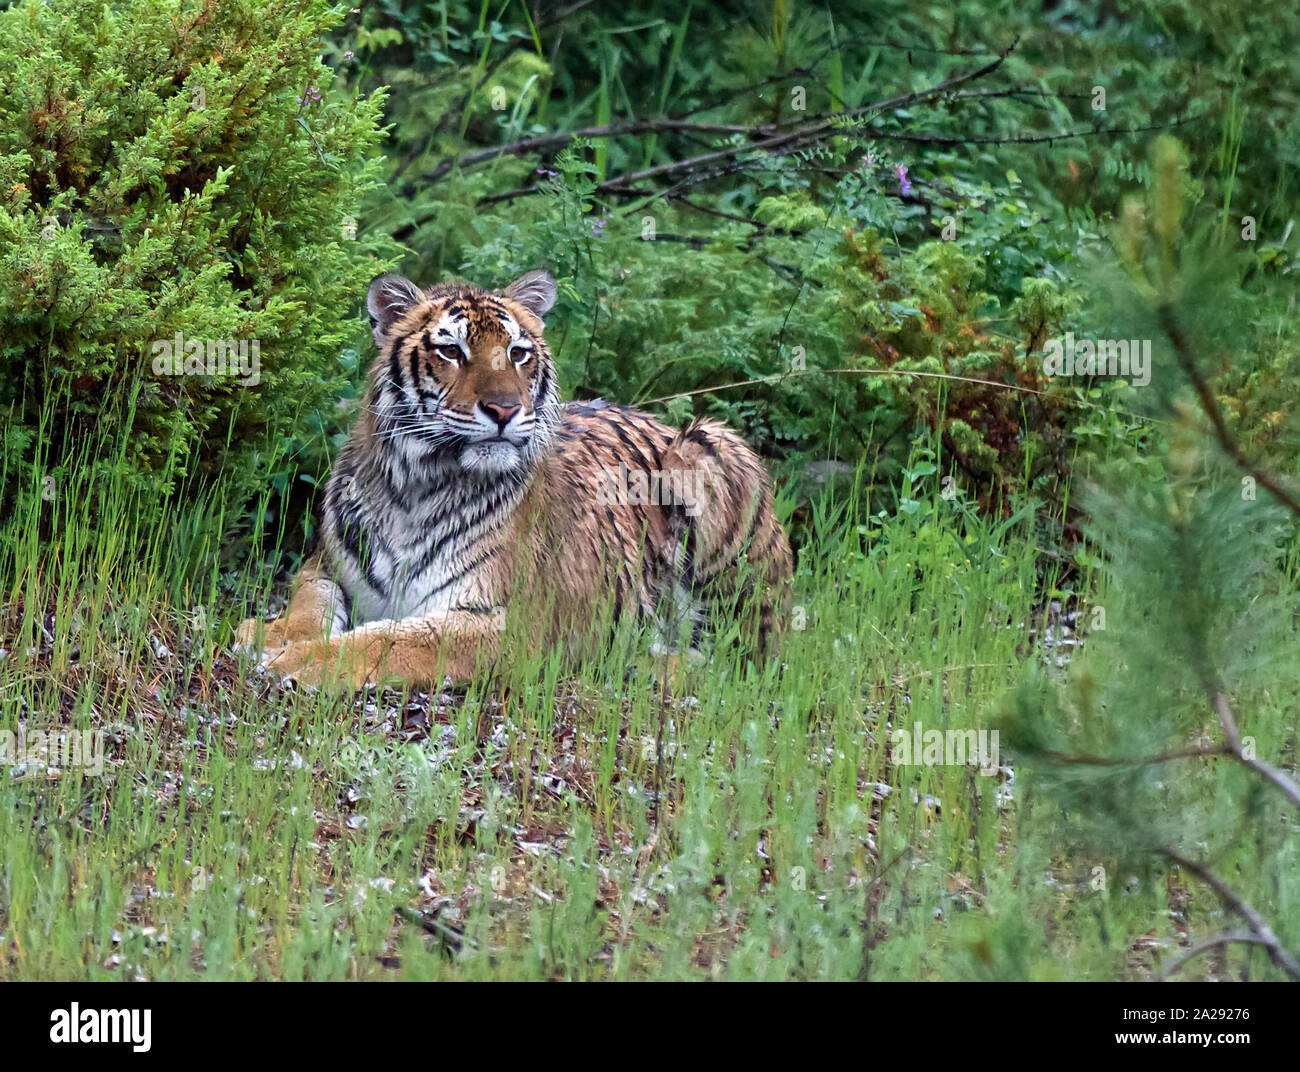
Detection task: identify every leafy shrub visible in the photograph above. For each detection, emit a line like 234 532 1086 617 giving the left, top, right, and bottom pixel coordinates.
323 0 1297 544
0 0 396 527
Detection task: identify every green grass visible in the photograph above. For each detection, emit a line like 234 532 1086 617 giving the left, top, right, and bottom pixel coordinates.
1 447 1295 981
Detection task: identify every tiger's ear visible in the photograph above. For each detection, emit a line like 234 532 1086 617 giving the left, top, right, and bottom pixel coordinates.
501 269 557 319
366 274 425 344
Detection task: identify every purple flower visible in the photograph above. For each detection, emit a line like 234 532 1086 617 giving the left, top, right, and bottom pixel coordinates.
591 217 608 237
535 168 558 177
343 50 354 61
896 163 912 197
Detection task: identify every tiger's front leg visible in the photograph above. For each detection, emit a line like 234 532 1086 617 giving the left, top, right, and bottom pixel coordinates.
263 609 506 689
233 554 347 663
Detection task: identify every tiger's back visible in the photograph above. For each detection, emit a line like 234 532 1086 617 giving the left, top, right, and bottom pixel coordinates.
521 399 792 657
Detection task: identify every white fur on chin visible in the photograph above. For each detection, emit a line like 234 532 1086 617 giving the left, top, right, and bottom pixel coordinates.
459 441 524 474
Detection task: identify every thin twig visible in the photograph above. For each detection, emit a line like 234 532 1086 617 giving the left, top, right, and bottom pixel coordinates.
870 116 1199 147
638 366 1050 407
1160 306 1300 519
418 118 765 183
634 365 1169 429
1156 930 1266 981
1162 849 1300 980
1040 743 1232 767
1042 698 1300 809
394 904 469 954
594 37 1023 195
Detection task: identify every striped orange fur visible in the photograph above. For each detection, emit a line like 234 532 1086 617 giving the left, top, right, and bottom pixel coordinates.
234 270 792 688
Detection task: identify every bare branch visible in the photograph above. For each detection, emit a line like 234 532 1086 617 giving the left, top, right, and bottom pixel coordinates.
638 365 1051 408
870 115 1199 147
1039 697 1300 810
594 36 1024 195
1162 849 1300 980
417 118 765 184
1040 743 1232 767
1160 306 1300 519
1156 931 1266 981
1235 746 1300 811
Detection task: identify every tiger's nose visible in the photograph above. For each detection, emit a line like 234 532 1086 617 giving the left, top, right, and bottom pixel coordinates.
480 401 521 432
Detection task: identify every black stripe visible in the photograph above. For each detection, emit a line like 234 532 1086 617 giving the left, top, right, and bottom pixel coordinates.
609 576 626 623
334 500 389 599
410 496 507 579
641 425 663 469
682 523 698 589
387 345 404 399
741 502 764 552
700 502 745 579
578 438 607 471
605 416 654 475
380 460 411 513
685 422 720 459
423 545 500 599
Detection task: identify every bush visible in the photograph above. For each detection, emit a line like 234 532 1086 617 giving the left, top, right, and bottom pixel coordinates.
0 0 396 527
326 1 1169 532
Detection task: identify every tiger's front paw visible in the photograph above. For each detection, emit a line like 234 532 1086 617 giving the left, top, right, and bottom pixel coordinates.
233 616 336 672
258 640 320 687
233 616 288 659
261 638 376 692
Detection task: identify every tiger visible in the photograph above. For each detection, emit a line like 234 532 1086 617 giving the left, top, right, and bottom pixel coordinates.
233 269 793 689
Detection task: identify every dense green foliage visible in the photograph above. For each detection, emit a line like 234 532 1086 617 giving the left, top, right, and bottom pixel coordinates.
331 0 1297 521
0 0 395 521
1 0 1298 983
5 0 1296 532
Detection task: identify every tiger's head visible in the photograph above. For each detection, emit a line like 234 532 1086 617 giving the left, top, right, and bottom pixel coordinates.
364 269 560 477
